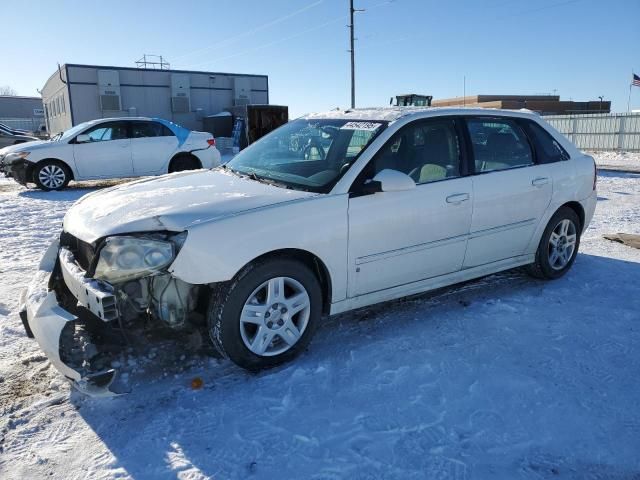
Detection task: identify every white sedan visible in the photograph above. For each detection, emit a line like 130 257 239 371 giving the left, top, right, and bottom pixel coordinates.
20 107 597 394
0 117 220 190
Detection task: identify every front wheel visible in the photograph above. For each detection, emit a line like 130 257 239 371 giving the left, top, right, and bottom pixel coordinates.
208 258 322 371
527 207 581 279
34 161 71 191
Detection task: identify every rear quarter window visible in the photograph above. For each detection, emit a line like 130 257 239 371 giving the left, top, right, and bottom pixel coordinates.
520 120 570 164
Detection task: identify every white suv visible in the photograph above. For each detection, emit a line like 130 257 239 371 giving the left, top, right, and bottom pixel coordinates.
0 117 220 190
20 107 597 394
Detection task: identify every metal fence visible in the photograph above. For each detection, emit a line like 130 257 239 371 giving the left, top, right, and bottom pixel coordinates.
545 112 640 152
0 117 45 133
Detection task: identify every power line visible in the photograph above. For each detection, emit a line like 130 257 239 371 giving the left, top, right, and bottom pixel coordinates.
183 15 347 68
173 0 325 65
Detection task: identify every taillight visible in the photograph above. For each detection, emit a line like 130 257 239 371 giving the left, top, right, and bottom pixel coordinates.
207 138 216 147
593 158 597 191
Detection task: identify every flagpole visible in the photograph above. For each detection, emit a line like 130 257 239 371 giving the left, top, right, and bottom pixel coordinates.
629 82 632 113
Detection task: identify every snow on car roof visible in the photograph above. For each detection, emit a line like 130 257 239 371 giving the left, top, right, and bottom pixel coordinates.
303 107 540 123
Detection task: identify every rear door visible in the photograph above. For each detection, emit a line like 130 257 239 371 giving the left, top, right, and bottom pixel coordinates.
463 116 553 267
72 121 133 178
130 120 179 174
348 118 473 296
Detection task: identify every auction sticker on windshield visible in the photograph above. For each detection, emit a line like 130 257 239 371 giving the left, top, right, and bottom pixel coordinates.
340 121 382 131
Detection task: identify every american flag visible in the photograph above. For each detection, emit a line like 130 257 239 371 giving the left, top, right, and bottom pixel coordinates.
633 73 640 87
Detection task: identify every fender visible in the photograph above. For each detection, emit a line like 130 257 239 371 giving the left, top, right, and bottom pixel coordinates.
169 194 349 304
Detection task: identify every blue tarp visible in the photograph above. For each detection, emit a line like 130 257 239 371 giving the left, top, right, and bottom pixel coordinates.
153 118 190 147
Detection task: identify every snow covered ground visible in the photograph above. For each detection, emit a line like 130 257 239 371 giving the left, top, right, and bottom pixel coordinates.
0 160 639 479
590 150 640 172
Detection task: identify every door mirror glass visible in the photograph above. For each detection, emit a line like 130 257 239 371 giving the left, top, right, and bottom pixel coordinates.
372 169 416 192
76 133 91 143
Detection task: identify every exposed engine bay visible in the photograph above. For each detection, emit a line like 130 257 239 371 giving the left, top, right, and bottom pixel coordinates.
35 231 209 395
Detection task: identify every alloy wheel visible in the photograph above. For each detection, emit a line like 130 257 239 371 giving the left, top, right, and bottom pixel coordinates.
38 164 66 189
548 219 577 270
239 276 311 356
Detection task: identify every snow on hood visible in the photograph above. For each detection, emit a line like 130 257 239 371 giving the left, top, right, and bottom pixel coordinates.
63 169 317 243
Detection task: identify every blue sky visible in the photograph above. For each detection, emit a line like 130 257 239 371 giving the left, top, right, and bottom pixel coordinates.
2 0 639 117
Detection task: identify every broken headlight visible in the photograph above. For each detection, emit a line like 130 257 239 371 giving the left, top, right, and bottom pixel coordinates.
94 234 184 284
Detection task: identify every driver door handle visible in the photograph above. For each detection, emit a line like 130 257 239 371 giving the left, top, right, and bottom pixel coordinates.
446 193 470 204
532 177 549 187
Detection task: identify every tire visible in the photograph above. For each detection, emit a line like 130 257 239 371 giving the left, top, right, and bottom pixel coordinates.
33 161 71 191
208 258 322 371
169 154 201 173
527 206 581 280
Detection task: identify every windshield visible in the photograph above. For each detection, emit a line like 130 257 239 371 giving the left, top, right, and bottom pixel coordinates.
226 118 386 193
56 121 95 142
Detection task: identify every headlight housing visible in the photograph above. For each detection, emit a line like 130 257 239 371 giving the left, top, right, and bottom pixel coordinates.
6 151 30 163
93 233 185 283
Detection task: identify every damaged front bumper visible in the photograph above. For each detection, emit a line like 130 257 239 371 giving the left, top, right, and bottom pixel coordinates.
19 239 122 396
0 156 32 184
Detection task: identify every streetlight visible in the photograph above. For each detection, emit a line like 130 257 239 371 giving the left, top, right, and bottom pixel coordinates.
598 95 604 113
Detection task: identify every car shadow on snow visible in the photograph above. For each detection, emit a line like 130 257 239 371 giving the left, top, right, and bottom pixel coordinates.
15 178 139 199
69 252 640 479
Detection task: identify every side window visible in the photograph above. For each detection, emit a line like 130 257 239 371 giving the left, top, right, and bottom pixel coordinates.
131 121 159 138
131 122 176 138
82 122 129 142
159 124 175 137
521 120 570 163
369 119 461 184
466 118 533 173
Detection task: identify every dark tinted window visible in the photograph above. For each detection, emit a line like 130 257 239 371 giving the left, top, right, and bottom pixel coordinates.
131 121 174 138
467 118 533 173
521 120 569 163
83 121 129 142
369 119 461 184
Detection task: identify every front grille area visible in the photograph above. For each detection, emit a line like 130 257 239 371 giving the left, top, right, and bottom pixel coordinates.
60 232 96 272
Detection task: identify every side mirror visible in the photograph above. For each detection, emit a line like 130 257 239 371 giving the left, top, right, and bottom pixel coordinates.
372 169 416 192
76 134 91 143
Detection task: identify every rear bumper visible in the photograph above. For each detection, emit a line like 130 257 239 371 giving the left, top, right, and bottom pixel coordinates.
19 239 121 396
581 190 597 232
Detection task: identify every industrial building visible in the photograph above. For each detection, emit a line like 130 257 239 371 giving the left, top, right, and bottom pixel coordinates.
431 94 611 115
41 64 269 134
0 95 45 132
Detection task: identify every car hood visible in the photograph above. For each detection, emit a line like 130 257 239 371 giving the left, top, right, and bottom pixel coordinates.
0 140 49 156
63 169 318 243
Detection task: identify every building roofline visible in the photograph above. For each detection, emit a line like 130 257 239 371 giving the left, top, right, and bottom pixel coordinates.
0 95 42 100
62 63 268 79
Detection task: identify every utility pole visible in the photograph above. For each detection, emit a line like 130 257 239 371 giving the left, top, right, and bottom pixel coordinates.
349 0 364 109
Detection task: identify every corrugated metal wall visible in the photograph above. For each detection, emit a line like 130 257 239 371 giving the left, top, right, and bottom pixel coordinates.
545 113 640 151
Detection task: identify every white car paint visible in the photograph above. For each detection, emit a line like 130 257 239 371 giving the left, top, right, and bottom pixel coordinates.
23 107 598 391
62 107 597 304
2 116 220 185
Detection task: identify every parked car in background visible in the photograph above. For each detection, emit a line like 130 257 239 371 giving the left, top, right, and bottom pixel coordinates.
0 123 39 148
0 117 220 190
20 107 597 394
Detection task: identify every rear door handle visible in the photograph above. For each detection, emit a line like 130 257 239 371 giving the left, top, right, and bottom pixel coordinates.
532 177 549 187
446 193 470 204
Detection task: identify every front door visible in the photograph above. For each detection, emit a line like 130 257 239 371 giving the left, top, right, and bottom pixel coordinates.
72 121 133 178
348 118 473 297
463 117 553 267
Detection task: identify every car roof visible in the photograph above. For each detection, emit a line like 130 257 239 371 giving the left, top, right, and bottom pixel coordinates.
302 107 542 123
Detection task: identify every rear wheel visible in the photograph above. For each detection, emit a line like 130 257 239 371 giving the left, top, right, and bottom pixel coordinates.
527 207 581 279
34 161 71 191
169 154 201 173
208 258 322 371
